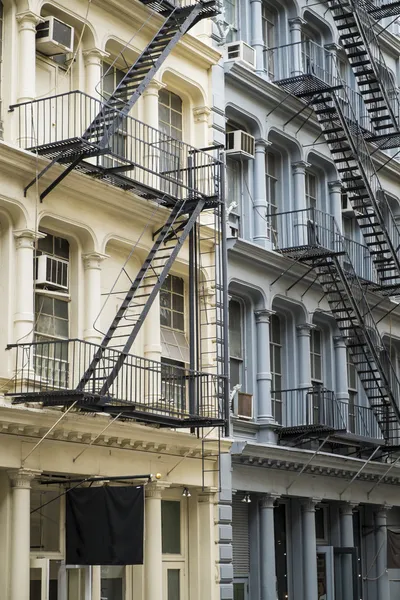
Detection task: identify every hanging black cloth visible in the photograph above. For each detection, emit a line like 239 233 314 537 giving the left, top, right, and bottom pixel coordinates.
66 485 144 565
388 529 400 569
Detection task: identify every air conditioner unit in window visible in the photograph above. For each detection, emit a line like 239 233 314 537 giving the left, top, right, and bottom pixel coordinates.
341 194 361 217
226 130 255 160
237 392 253 419
36 255 69 291
36 16 74 56
226 41 256 70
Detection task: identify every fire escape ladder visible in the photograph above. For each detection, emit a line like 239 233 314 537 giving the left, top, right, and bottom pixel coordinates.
83 1 218 149
273 75 400 292
77 197 206 395
328 0 400 146
315 252 400 443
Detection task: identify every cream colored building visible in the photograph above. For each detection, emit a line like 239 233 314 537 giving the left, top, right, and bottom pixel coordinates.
0 1 230 599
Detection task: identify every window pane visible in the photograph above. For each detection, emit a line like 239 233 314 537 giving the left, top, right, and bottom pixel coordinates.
230 358 241 387
101 566 124 600
162 501 181 554
271 314 280 343
54 299 68 319
30 490 60 552
172 276 184 295
159 89 170 106
160 290 171 309
170 93 182 112
172 294 184 313
172 312 184 331
229 301 242 358
167 569 180 600
233 583 245 600
160 308 172 328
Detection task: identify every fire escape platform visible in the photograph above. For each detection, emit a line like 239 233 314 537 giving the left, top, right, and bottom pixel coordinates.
273 74 342 98
368 0 400 18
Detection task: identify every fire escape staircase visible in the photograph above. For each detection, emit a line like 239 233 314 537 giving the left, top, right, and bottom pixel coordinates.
26 0 218 202
327 0 400 149
280 220 400 445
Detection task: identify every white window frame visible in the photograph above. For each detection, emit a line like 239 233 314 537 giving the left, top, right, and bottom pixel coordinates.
270 313 283 423
310 327 323 385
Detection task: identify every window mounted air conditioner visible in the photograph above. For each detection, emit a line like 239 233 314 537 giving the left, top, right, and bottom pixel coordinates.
226 130 255 160
36 16 74 56
226 41 256 70
341 194 361 217
237 392 253 419
36 255 69 291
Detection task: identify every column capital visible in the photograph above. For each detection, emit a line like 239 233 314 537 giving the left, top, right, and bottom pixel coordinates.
296 323 315 337
340 501 358 516
145 481 170 499
260 492 280 509
325 43 341 53
198 487 217 503
255 309 275 324
193 105 211 124
292 160 311 175
8 468 41 489
255 139 272 150
14 229 46 249
301 497 321 513
143 79 166 97
82 252 109 271
82 48 110 64
288 17 306 31
328 180 343 193
333 335 347 348
375 504 392 517
16 10 42 29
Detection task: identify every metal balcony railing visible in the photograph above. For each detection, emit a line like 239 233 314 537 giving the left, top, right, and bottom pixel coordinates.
272 387 384 439
6 339 224 423
271 387 346 430
267 207 380 285
9 91 221 202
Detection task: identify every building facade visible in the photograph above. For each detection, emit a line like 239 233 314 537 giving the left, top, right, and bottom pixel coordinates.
0 1 231 600
214 0 400 599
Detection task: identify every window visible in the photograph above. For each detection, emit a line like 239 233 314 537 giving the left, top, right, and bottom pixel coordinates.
30 489 62 553
101 566 125 600
310 328 322 384
224 0 238 43
270 314 282 423
266 152 279 243
262 4 276 78
347 351 357 433
101 62 127 162
229 300 243 388
101 62 127 102
167 569 181 600
162 501 181 554
158 89 183 191
305 172 317 211
315 505 328 543
301 31 320 74
160 275 185 331
226 157 241 237
161 357 186 411
159 89 183 141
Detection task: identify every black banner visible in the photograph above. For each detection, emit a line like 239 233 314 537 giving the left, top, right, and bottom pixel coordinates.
66 485 144 565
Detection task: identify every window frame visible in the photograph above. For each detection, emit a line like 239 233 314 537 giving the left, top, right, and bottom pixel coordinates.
262 3 276 78
266 151 279 243
30 486 65 559
270 313 283 423
305 171 318 211
229 298 244 392
347 350 357 433
310 327 323 385
224 0 238 43
160 275 185 333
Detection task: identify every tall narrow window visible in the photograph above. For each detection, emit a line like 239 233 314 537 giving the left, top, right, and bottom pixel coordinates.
229 300 243 388
270 314 282 423
266 152 278 243
310 328 322 385
224 0 238 43
159 90 183 191
347 351 357 433
101 62 127 162
262 4 276 78
305 172 317 211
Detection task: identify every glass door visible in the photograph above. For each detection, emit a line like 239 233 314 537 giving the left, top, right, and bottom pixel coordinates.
316 546 335 600
30 559 63 600
333 547 359 600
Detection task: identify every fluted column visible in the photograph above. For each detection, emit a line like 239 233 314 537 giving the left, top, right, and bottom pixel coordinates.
255 309 275 423
340 503 357 600
250 0 265 75
288 18 305 77
328 180 343 234
253 140 269 247
13 229 45 343
198 489 217 599
8 468 41 600
83 48 108 100
375 506 391 600
260 494 280 600
16 10 41 104
144 483 165 600
301 498 319 600
82 253 108 344
292 161 310 247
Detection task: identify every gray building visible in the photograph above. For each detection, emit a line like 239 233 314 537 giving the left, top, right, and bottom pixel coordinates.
213 0 400 599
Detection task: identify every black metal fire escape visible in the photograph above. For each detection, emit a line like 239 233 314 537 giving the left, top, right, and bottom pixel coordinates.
272 36 400 442
8 0 228 428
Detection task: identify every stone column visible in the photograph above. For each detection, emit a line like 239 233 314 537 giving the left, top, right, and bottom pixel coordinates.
260 494 280 600
13 229 45 343
328 180 343 234
253 140 269 247
250 0 265 75
83 48 108 100
301 499 319 600
255 309 275 423
340 503 356 600
288 18 306 77
16 10 41 104
142 79 164 200
143 79 164 129
198 489 217 599
375 506 391 600
292 161 310 247
333 336 349 429
8 468 41 600
144 483 164 600
296 324 314 426
82 253 108 344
